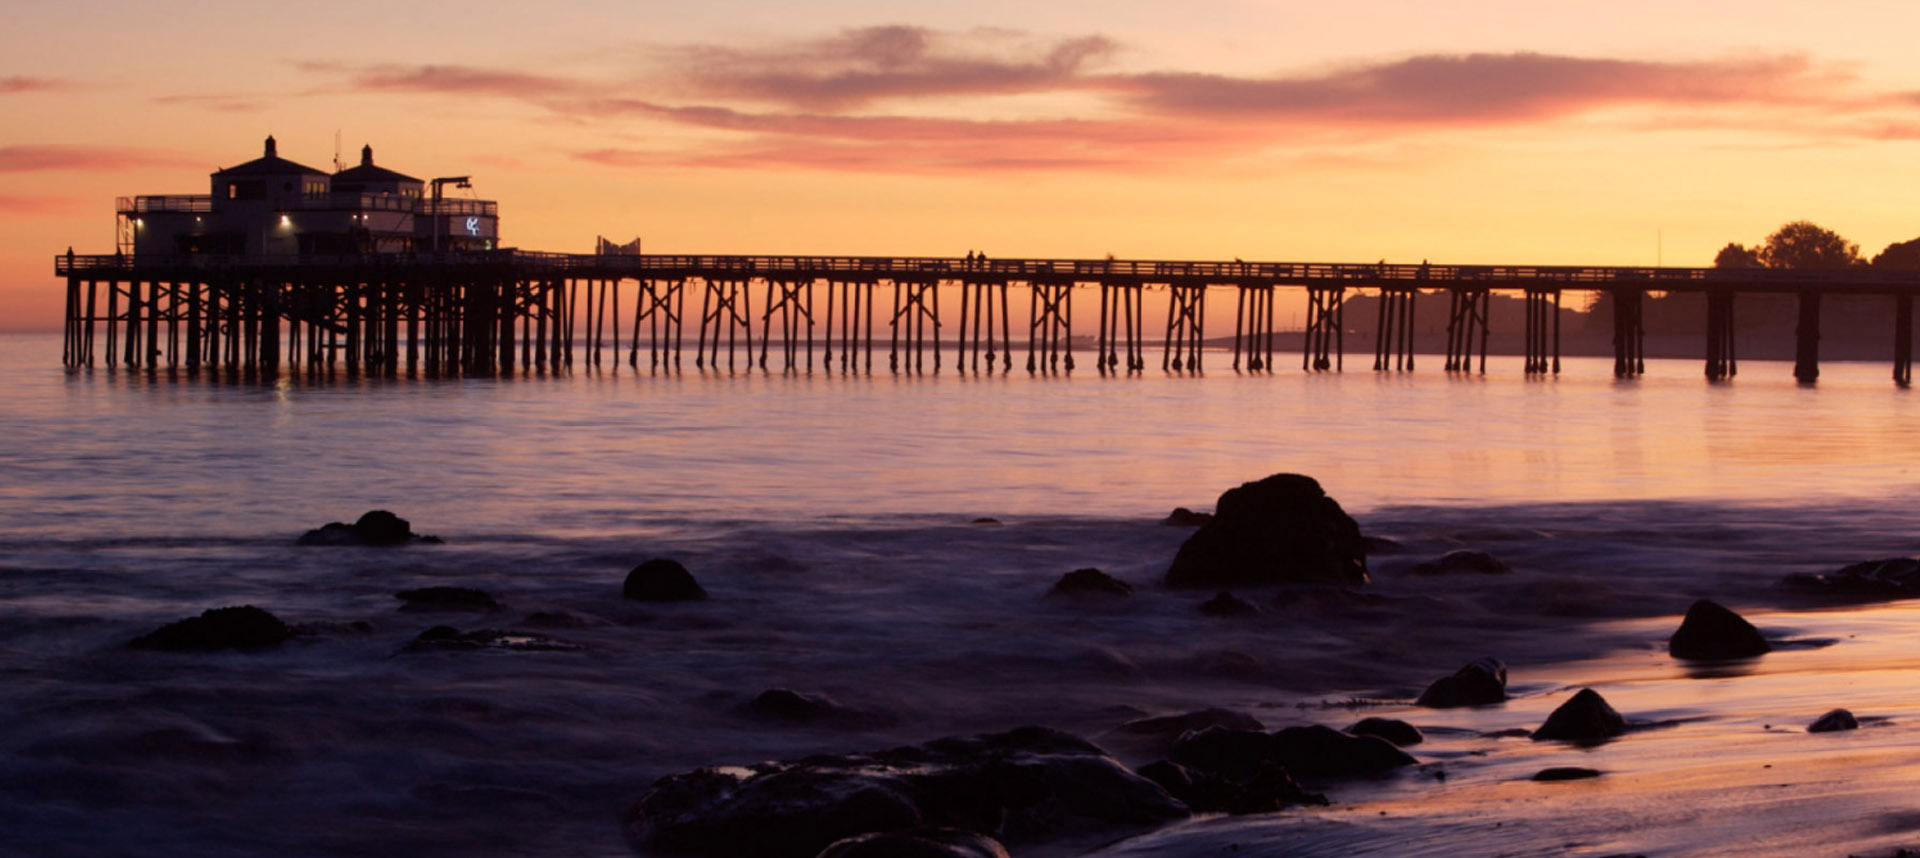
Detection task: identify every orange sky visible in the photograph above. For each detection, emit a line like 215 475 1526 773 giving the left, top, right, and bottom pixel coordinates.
6 0 1920 331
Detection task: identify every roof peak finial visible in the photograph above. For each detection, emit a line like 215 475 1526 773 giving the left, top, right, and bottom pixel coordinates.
265 135 277 158
361 144 373 167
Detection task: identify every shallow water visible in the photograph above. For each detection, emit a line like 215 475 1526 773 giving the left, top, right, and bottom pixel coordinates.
5 332 1920 857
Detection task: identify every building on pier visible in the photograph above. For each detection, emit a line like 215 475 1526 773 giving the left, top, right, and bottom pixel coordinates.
116 137 500 257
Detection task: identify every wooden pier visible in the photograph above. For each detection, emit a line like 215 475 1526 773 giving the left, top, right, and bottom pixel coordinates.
56 250 1920 383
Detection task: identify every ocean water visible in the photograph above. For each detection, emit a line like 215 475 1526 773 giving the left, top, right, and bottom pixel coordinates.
5 330 1920 858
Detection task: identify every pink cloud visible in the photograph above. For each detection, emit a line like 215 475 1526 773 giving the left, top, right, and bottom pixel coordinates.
0 145 196 173
661 25 1116 109
295 29 1912 174
1111 53 1837 124
0 76 65 95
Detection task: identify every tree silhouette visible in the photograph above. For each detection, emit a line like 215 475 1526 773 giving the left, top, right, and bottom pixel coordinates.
1871 237 1920 270
1758 221 1862 269
1713 242 1762 268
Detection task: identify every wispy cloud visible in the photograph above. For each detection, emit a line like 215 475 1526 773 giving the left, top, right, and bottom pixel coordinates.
0 145 196 173
295 27 1914 174
661 25 1116 109
0 76 66 95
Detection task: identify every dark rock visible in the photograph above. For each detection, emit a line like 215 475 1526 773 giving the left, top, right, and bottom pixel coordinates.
1531 688 1626 742
1405 549 1510 576
970 518 1002 526
395 586 499 611
1198 591 1260 617
626 726 1187 858
404 625 581 652
1532 767 1602 781
623 558 708 602
1781 557 1920 599
1346 717 1423 747
1121 708 1264 738
1808 708 1859 733
816 828 1011 858
296 510 440 546
1668 599 1770 660
1163 474 1369 589
1047 568 1133 598
129 605 291 651
1134 758 1324 815
1415 658 1509 708
738 689 891 728
1169 724 1416 782
1163 507 1213 527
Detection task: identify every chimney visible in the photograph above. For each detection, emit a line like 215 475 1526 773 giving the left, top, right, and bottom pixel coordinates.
361 144 373 167
265 135 277 158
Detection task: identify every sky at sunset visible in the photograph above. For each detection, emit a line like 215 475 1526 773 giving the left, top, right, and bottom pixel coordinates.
6 0 1920 330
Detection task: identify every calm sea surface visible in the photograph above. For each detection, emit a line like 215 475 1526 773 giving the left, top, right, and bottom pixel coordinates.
4 332 1918 539
6 330 1920 858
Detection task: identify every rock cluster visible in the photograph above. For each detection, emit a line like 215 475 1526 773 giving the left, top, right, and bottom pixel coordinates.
625 726 1186 858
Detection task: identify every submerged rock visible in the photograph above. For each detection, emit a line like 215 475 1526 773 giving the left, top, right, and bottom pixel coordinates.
1138 757 1325 815
816 828 1011 858
1808 708 1860 733
1346 717 1423 747
623 558 708 601
130 605 291 651
1415 658 1508 708
297 510 441 546
1163 507 1213 527
1532 767 1602 781
1170 724 1416 782
1047 568 1133 598
1780 557 1920 599
737 689 893 729
625 725 1187 858
1198 591 1260 617
1668 599 1769 660
1120 708 1265 738
395 586 499 611
1531 688 1626 742
1404 549 1510 576
1163 474 1368 589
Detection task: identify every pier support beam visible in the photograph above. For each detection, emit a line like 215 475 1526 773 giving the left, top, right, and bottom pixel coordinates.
1523 288 1560 375
1704 289 1737 381
1896 293 1913 386
1610 288 1645 378
1372 287 1416 372
1027 282 1073 373
1163 284 1205 372
1302 286 1343 371
629 278 686 371
957 278 1011 374
824 280 876 374
889 280 940 373
695 278 753 371
1232 284 1275 372
1794 289 1822 383
1444 288 1490 373
759 278 816 372
1097 282 1145 374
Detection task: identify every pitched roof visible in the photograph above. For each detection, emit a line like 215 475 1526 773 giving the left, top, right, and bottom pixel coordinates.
212 136 329 178
331 145 422 185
